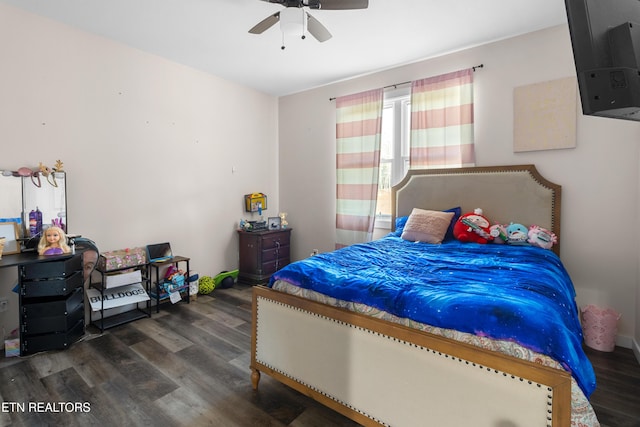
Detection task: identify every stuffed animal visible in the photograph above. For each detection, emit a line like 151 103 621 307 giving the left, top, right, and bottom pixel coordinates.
506 223 529 245
528 225 558 250
453 208 493 244
489 224 508 244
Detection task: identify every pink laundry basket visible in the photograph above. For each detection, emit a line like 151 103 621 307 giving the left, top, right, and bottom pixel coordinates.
581 305 621 352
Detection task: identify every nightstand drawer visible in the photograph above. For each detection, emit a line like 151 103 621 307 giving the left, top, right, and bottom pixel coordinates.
261 232 290 250
262 245 290 262
261 258 291 276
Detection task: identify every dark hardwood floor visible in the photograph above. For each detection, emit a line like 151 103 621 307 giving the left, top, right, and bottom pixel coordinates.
584 344 640 427
0 283 638 426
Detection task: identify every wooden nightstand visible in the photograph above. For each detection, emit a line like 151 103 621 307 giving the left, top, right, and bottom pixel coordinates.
237 228 291 284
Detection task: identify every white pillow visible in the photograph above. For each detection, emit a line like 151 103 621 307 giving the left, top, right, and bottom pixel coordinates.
401 208 455 244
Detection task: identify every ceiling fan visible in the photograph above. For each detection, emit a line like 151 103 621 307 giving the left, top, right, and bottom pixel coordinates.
249 0 369 49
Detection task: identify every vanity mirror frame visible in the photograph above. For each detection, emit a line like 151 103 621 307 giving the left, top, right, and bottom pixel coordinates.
0 169 67 253
22 170 67 239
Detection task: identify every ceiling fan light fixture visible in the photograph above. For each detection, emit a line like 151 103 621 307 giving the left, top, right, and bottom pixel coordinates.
279 7 304 36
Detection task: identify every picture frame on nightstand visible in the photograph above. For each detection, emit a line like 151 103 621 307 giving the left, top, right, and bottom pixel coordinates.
267 217 281 230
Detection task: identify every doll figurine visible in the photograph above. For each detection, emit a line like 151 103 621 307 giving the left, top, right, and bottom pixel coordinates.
279 212 288 229
38 226 71 255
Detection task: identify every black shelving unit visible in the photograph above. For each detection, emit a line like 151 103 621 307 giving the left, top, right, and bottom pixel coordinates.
149 256 190 313
19 253 85 356
91 263 151 332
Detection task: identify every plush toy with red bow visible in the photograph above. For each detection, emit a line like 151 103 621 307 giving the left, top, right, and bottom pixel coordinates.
453 208 493 244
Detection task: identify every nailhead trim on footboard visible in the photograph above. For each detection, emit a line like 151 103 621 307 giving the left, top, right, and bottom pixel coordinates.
253 293 564 427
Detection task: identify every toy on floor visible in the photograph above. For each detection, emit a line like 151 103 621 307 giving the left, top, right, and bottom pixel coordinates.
199 276 215 295
198 270 239 295
214 270 239 289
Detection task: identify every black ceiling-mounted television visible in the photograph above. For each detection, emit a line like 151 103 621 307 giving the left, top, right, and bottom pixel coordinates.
565 0 640 121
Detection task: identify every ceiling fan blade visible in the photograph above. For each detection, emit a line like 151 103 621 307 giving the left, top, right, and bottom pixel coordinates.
306 13 332 42
249 12 280 34
314 0 368 10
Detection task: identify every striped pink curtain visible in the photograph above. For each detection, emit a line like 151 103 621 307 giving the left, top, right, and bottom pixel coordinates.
410 68 475 168
335 89 384 248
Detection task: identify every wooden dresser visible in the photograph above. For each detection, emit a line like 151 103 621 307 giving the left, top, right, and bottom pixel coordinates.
237 228 291 284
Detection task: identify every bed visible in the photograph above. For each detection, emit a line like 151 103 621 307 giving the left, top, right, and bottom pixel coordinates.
250 165 599 427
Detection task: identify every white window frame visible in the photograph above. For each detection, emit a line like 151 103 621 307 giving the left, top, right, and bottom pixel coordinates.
375 87 411 230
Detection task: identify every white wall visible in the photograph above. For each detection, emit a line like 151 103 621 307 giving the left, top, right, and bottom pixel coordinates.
0 3 279 334
278 25 640 348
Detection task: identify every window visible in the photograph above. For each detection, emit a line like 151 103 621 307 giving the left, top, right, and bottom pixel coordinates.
376 88 410 229
374 69 475 231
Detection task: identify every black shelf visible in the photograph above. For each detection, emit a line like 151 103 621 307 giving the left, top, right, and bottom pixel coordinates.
90 263 151 332
90 279 144 292
91 308 150 330
149 256 190 313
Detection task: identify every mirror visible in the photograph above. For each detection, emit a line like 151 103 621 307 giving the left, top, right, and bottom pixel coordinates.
0 173 24 237
0 169 67 252
22 171 67 238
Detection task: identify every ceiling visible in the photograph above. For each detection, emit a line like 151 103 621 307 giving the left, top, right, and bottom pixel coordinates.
1 0 569 96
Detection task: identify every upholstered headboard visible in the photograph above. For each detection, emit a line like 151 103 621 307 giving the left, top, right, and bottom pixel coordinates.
391 165 562 254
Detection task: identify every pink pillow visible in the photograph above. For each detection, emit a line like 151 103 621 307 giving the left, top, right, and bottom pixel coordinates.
401 208 455 244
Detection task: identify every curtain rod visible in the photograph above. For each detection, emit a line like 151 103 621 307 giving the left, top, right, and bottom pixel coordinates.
329 63 484 101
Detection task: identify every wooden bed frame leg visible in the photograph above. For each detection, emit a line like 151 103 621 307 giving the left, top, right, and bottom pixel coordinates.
251 368 261 390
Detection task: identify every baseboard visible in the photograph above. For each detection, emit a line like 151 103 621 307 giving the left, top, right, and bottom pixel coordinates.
616 334 633 349
614 334 640 365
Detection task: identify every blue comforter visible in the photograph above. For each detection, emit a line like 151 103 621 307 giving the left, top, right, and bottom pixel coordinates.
269 236 596 397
